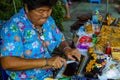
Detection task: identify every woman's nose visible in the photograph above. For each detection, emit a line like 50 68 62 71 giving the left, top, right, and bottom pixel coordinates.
41 11 49 17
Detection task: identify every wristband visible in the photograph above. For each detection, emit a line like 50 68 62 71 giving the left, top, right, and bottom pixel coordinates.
45 58 48 66
63 46 71 53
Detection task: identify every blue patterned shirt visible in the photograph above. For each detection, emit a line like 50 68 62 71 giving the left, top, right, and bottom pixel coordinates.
1 8 65 80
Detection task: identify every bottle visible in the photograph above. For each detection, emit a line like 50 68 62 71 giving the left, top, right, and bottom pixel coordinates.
92 7 100 35
92 34 97 44
92 7 99 24
105 42 111 55
94 24 100 35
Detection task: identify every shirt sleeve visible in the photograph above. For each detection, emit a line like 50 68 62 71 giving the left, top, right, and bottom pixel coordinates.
47 16 66 52
1 22 24 57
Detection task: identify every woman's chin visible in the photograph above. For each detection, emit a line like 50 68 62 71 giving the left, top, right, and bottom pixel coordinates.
35 21 46 26
39 19 47 24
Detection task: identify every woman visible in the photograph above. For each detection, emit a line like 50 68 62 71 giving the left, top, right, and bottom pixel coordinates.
0 0 81 80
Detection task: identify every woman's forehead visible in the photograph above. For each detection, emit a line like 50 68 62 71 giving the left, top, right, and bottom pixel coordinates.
34 6 52 10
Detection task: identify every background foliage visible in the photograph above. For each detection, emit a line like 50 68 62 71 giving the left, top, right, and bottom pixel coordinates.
52 1 64 31
0 0 23 20
0 0 64 31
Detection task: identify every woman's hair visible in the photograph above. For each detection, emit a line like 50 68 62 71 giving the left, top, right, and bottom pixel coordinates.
23 0 57 11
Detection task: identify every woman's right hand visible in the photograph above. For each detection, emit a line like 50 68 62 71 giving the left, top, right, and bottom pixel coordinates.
48 56 66 69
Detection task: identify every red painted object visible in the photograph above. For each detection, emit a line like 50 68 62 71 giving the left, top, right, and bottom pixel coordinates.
94 26 100 35
95 32 100 35
79 36 92 43
105 42 111 55
105 47 111 55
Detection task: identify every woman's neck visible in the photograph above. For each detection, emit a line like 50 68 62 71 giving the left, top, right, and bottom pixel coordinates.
34 25 42 30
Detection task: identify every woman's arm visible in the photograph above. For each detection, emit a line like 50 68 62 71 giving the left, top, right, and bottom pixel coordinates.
1 56 47 70
1 56 66 71
58 40 71 53
58 41 81 62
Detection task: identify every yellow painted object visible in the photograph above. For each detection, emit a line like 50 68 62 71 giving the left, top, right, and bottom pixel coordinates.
111 47 120 61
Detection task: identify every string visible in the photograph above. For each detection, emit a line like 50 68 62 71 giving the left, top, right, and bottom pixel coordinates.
13 0 17 13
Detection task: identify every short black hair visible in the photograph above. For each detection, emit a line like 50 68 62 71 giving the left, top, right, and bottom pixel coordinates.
23 0 57 11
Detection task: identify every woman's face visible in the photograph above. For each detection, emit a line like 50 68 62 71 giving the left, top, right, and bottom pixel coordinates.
25 5 52 26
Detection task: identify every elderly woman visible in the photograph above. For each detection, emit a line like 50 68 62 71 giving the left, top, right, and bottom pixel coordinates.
0 0 81 80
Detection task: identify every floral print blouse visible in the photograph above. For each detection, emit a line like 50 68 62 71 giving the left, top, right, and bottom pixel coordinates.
1 8 65 80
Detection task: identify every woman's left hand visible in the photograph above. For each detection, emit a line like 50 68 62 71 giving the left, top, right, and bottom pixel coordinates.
64 48 81 62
